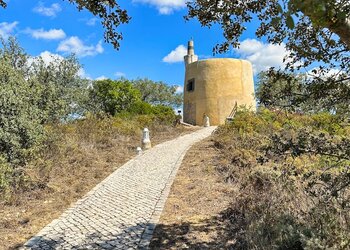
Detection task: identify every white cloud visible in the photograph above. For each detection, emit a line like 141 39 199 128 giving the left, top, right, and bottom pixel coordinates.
96 75 108 80
176 85 183 93
162 45 187 63
38 51 64 65
57 36 104 57
0 21 18 39
27 51 64 70
307 68 346 80
235 39 289 74
115 71 126 78
28 51 91 80
77 68 91 79
26 28 66 40
158 6 172 14
133 0 186 14
33 2 62 17
86 18 99 26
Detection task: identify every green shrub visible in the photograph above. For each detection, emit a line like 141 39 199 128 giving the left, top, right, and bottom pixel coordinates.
310 112 345 135
151 105 176 124
213 108 350 249
127 101 154 115
0 60 44 165
0 156 12 194
132 78 182 107
89 79 141 116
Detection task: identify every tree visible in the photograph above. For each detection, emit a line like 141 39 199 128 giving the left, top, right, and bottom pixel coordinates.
0 37 90 166
132 78 182 107
0 51 44 166
186 0 349 56
256 70 307 112
1 37 89 122
89 79 141 116
0 0 130 50
29 54 89 122
256 69 350 115
2 1 348 58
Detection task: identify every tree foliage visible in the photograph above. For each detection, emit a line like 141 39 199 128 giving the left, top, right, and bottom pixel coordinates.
186 0 350 56
89 78 180 123
0 54 43 166
256 69 350 116
0 38 87 169
89 79 141 116
0 0 130 49
29 55 89 122
256 70 306 112
2 0 349 61
132 78 182 107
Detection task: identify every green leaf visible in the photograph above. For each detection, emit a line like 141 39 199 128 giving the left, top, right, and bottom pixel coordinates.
271 17 282 26
276 3 283 13
336 11 347 21
286 15 295 29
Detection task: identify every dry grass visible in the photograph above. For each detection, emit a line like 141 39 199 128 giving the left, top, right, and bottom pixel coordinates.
150 110 350 249
150 137 239 249
0 117 198 250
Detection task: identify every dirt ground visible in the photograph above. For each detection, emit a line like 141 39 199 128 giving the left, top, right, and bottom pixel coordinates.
0 125 197 250
150 137 238 249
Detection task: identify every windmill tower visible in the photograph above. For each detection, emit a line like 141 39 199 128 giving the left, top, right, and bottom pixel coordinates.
183 40 256 125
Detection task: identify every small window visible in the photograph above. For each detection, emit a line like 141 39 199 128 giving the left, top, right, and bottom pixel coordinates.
187 78 195 92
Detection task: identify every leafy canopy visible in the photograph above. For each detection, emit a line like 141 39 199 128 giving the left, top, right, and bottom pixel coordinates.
0 0 130 49
132 78 182 107
0 37 87 166
89 79 141 116
256 69 350 116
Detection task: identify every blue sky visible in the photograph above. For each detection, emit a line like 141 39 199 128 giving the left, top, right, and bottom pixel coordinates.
0 0 289 90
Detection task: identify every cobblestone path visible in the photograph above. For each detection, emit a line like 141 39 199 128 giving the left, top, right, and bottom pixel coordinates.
23 127 216 250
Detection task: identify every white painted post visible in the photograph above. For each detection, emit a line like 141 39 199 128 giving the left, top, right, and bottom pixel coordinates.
142 128 152 150
204 115 210 127
136 146 142 155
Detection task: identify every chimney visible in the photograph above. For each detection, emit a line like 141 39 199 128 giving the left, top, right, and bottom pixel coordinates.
184 39 198 66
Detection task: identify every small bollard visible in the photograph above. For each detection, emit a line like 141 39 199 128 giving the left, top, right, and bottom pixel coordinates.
141 128 152 150
203 115 210 127
136 147 142 155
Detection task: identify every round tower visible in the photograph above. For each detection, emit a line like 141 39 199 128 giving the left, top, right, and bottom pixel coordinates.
183 41 256 126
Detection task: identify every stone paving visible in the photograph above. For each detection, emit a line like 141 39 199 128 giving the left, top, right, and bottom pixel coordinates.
23 126 216 250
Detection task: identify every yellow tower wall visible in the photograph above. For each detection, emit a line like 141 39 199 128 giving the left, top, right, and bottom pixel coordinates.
183 58 256 126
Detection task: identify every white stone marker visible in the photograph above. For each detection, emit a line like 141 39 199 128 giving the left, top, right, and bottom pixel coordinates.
136 147 142 155
203 115 210 127
142 128 152 149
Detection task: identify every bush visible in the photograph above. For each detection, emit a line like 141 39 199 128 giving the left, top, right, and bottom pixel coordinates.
212 108 350 249
0 38 90 198
0 60 44 165
89 79 177 125
89 79 141 116
150 105 176 124
0 156 12 194
131 78 182 107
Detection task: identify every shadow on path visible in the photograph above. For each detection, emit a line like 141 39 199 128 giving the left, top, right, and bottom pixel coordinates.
19 206 244 249
149 206 248 250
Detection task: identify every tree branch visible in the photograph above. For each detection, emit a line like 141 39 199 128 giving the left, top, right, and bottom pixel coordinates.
328 18 350 49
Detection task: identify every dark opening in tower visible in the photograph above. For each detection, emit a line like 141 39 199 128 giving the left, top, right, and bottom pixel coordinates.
187 78 195 92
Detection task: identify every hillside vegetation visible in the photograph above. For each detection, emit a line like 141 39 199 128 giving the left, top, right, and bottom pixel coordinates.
212 108 349 249
151 109 350 250
0 37 189 248
0 37 182 201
